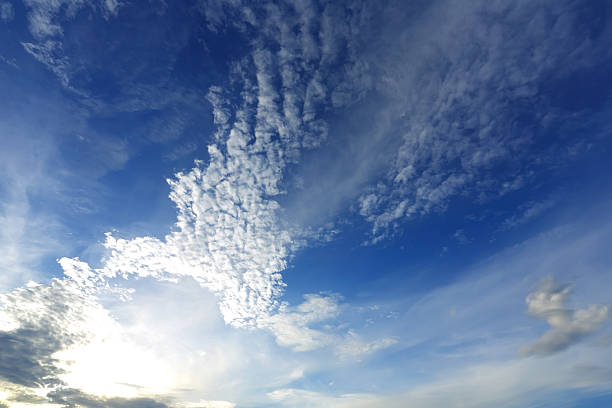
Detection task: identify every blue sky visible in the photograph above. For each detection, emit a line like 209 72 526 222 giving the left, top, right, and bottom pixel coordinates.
1 0 612 407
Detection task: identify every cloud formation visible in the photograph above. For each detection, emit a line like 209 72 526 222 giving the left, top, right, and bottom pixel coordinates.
2 1 612 407
0 278 121 405
519 277 609 357
1 6 398 405
356 0 612 242
56 0 380 336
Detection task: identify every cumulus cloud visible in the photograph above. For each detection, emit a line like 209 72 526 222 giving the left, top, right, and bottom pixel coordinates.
519 277 609 357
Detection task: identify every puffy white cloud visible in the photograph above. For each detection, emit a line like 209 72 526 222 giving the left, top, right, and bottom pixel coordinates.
519 277 609 356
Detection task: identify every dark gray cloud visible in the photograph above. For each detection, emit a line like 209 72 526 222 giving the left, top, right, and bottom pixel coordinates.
48 388 170 408
0 280 106 389
0 328 65 388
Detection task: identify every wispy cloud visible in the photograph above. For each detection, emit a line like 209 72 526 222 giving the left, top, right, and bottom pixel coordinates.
0 1 13 22
500 199 556 230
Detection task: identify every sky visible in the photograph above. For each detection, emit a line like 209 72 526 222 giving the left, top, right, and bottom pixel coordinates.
0 0 612 407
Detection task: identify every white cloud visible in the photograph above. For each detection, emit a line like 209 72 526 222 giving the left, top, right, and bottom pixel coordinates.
519 277 609 357
0 273 307 406
97 137 292 327
261 294 340 352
